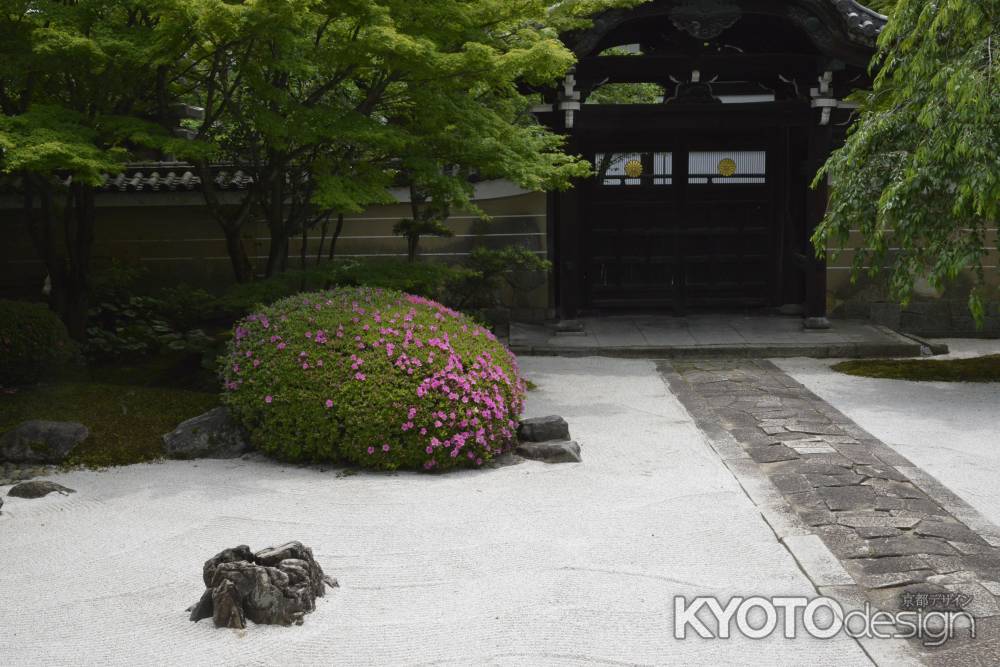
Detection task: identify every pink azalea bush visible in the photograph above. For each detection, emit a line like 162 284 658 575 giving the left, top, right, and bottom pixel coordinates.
221 287 526 471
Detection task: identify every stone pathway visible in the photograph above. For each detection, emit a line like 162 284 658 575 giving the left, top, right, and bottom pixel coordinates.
663 359 1000 665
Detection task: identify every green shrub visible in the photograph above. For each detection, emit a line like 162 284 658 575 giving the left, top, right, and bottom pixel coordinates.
220 287 526 471
86 261 215 360
0 300 76 386
216 260 481 319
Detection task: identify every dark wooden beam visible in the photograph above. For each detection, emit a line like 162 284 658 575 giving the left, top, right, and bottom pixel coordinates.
574 101 815 135
576 54 825 85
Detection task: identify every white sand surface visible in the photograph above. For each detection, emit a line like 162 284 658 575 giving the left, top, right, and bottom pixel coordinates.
777 339 1000 527
0 357 868 666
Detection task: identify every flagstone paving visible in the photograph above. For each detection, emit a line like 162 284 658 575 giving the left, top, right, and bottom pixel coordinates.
663 359 1000 665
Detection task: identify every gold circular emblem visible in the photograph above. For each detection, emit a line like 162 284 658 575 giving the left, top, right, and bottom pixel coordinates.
717 158 737 177
624 159 644 178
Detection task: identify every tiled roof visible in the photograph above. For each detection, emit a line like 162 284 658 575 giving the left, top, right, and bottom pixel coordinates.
0 163 254 195
97 165 253 192
834 0 887 41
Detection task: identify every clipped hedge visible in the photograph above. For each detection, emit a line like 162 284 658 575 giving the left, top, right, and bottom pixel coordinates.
0 300 76 386
220 287 526 471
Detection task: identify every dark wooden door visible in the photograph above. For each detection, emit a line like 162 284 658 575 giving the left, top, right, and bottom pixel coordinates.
584 134 778 311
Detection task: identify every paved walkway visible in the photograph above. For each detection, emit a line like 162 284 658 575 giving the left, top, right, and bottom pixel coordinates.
664 358 1000 665
511 315 924 359
0 357 870 666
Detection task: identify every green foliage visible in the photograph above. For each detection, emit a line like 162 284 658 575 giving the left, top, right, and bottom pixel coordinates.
221 288 526 471
814 0 1000 324
216 260 479 318
168 0 625 278
864 1 898 16
450 246 552 311
586 47 663 105
0 300 76 386
85 262 214 360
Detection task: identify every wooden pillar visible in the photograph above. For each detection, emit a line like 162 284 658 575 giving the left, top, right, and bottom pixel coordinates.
804 125 832 328
554 179 583 320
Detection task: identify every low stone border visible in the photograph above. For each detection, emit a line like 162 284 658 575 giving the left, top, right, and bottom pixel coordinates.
661 359 1000 664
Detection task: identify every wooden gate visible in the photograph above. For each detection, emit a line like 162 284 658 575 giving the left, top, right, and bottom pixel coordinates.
584 134 779 312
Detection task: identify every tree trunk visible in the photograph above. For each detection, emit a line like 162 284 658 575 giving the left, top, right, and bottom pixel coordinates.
407 234 418 263
21 176 96 340
196 162 256 283
222 225 254 283
315 213 329 265
62 183 95 340
328 213 344 260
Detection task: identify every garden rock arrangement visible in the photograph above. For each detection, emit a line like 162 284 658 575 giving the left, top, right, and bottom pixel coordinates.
188 542 337 629
7 480 75 498
516 415 581 463
0 420 88 463
162 407 250 459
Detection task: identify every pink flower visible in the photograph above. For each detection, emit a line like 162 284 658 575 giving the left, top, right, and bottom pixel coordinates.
325 399 334 409
367 446 375 455
382 444 390 452
355 372 366 381
264 395 273 404
277 342 286 350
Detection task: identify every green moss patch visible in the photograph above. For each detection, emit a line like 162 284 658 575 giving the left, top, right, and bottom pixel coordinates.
0 353 218 467
832 355 1000 382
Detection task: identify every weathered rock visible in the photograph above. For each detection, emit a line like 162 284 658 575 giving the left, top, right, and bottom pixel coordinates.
7 480 75 498
0 420 88 463
163 407 250 459
748 444 799 463
188 541 336 629
515 440 581 463
517 416 570 443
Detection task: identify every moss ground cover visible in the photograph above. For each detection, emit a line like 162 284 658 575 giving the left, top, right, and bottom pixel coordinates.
0 353 218 467
832 355 1000 382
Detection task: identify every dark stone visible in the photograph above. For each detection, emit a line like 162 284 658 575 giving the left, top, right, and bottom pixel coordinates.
856 526 901 539
163 407 250 460
517 416 570 443
203 545 255 587
748 444 799 463
188 541 336 629
914 519 988 545
772 460 853 476
818 485 875 511
852 555 930 575
515 440 581 464
0 420 88 464
805 473 865 487
862 479 927 499
860 536 957 558
770 473 812 494
7 480 75 499
855 464 908 482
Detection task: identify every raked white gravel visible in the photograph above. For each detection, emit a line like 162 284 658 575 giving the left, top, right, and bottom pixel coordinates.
0 357 868 666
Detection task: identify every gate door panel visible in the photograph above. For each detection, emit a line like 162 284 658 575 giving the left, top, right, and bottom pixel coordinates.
587 151 679 307
585 140 776 311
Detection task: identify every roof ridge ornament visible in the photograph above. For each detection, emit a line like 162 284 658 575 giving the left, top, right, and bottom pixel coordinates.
669 0 742 40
